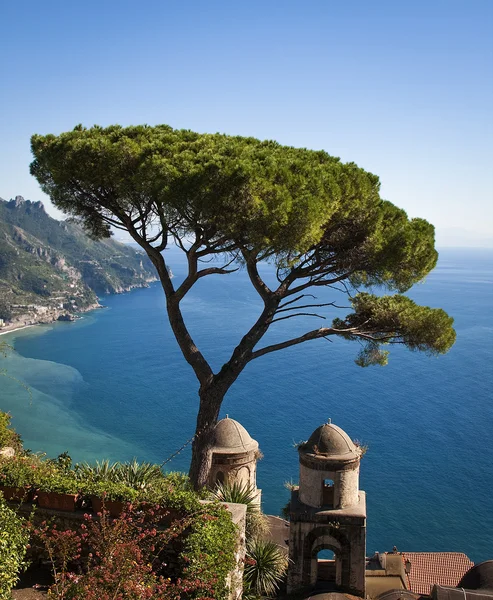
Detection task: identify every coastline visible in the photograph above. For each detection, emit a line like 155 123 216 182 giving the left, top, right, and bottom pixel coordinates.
0 324 38 337
0 302 103 339
0 280 158 339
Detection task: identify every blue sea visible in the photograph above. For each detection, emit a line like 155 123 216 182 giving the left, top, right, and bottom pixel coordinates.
1 247 492 562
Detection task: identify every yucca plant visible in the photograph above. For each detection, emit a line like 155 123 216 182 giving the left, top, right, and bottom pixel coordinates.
243 539 288 598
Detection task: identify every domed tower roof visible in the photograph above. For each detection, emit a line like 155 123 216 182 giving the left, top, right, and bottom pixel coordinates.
458 561 493 590
300 420 360 461
211 417 258 454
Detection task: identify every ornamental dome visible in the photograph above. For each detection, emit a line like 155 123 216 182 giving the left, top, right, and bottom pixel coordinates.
211 417 258 454
301 420 359 461
458 561 493 591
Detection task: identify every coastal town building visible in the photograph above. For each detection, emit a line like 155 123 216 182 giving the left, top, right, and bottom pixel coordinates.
208 417 488 600
287 420 367 596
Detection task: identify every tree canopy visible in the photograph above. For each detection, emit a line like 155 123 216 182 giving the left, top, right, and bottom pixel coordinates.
30 124 456 486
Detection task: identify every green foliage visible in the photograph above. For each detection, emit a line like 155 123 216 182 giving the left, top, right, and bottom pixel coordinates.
243 539 288 598
75 457 163 489
30 124 455 368
0 413 237 598
0 456 34 488
83 480 139 502
32 505 214 600
74 458 119 481
33 468 81 495
49 451 73 472
333 293 456 366
139 477 203 512
31 125 436 287
0 497 29 598
210 480 268 539
0 411 22 452
211 480 259 510
74 459 201 510
112 458 163 489
182 502 238 600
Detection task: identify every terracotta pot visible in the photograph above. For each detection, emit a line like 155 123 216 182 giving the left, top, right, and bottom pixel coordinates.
37 491 78 512
91 496 125 517
0 485 32 502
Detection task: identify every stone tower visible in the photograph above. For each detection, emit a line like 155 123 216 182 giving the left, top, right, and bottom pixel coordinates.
287 420 366 596
207 416 261 505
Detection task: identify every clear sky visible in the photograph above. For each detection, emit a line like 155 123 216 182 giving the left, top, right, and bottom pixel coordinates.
1 0 492 246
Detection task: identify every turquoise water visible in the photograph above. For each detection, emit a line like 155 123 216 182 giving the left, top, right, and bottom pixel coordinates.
1 248 492 562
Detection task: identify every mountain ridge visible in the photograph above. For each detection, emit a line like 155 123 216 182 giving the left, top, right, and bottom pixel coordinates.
0 195 157 329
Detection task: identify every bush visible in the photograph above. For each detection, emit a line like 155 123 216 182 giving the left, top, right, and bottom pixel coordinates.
0 455 43 489
0 497 29 598
83 480 139 503
183 502 238 600
0 411 22 452
32 504 225 600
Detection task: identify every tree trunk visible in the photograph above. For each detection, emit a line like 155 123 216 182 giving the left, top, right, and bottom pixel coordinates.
188 385 224 489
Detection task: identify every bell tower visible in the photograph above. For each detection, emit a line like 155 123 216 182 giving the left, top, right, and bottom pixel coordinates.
287 420 366 596
207 416 261 506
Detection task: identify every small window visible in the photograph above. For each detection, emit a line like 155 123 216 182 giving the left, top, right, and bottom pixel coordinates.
322 479 334 505
216 471 225 484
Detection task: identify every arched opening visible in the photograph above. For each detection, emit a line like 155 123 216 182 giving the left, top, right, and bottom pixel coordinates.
215 471 225 484
322 478 334 506
237 466 250 486
316 548 337 589
307 534 344 591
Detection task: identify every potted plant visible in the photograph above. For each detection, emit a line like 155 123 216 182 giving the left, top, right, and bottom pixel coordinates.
35 471 80 512
87 480 138 517
0 456 36 502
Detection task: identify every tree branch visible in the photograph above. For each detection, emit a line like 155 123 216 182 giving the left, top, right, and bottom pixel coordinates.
249 326 400 361
275 301 349 314
271 312 327 323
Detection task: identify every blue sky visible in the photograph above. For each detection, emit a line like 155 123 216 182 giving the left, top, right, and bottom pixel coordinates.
1 0 492 246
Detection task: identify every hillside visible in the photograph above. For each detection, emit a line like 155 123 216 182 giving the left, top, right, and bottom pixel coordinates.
0 196 157 326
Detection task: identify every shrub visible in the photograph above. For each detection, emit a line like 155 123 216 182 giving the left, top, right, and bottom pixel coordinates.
0 497 29 599
0 455 39 488
0 411 22 452
84 480 139 503
182 502 238 600
32 505 217 600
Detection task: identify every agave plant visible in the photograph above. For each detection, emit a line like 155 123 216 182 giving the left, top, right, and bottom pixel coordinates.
74 459 120 482
211 481 270 539
210 481 259 512
243 539 288 598
113 458 163 490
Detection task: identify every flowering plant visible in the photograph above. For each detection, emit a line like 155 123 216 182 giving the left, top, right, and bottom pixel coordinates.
31 505 215 600
0 456 38 488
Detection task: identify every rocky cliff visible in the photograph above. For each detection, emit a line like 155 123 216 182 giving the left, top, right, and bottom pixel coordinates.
0 196 157 326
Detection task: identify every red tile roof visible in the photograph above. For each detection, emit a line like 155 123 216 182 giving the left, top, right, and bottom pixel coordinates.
402 552 474 596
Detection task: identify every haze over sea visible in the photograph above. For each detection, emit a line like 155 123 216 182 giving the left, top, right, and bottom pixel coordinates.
1 247 492 562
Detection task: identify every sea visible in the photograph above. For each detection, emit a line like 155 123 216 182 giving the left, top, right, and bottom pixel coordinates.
0 247 492 562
